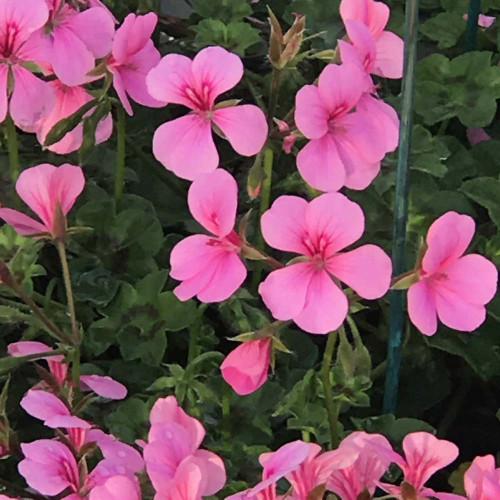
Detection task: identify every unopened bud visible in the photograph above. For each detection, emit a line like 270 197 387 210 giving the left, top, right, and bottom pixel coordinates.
391 271 419 290
241 245 268 261
337 327 355 380
238 210 252 243
247 152 265 199
0 260 14 288
283 13 306 45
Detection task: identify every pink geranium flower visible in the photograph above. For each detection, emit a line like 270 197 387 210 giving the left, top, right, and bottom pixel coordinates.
463 13 496 28
295 63 396 192
106 13 163 115
170 169 247 302
89 475 140 500
327 432 394 500
462 455 500 500
221 337 272 395
35 80 113 154
147 46 268 180
0 0 55 130
339 0 404 79
0 163 85 238
8 341 68 385
259 193 392 334
407 212 498 335
42 0 115 86
379 432 459 499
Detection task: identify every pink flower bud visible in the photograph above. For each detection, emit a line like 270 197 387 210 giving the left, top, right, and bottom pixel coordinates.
221 337 271 395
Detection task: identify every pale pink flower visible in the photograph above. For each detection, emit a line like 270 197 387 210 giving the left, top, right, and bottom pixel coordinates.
259 193 392 334
379 432 459 499
80 374 127 399
42 1 115 86
106 13 163 115
89 475 140 500
463 455 500 500
147 46 268 180
21 389 90 430
463 13 496 28
221 337 271 395
0 0 55 129
467 127 491 145
295 63 396 192
8 340 68 385
407 212 498 335
35 80 112 154
327 432 394 500
170 169 247 303
18 440 80 495
0 163 85 238
339 0 404 79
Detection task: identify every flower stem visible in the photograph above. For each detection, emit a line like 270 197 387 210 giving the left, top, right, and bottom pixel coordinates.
321 329 340 449
251 147 274 290
5 115 20 183
266 68 282 128
188 303 207 363
56 241 79 343
114 106 126 214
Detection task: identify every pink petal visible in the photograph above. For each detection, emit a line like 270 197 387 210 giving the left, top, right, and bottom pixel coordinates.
44 415 91 429
221 338 271 395
408 280 438 336
80 375 127 399
260 195 310 255
338 39 371 89
401 432 459 491
423 212 475 274
47 163 85 215
89 476 140 500
340 0 390 38
0 0 49 38
294 85 329 139
343 21 377 74
193 449 227 496
170 234 219 281
297 134 346 192
149 396 205 449
152 114 218 181
259 263 314 322
467 127 491 145
112 71 133 116
0 208 47 235
8 340 53 357
10 67 55 131
20 390 70 421
305 193 365 254
164 456 207 500
212 104 268 156
374 31 404 79
464 455 499 499
187 169 237 237
327 244 392 299
67 7 115 59
112 13 157 63
477 14 496 28
146 53 194 107
0 65 7 123
191 46 244 106
317 63 365 117
293 269 348 334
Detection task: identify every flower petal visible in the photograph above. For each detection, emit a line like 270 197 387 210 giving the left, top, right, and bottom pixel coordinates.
80 375 127 399
193 449 227 496
374 31 404 79
152 114 218 181
294 84 329 139
340 0 390 38
408 280 438 336
212 104 267 156
0 65 7 124
327 244 391 299
112 13 157 63
0 208 47 235
1 0 49 38
260 195 310 255
187 169 237 237
89 475 140 500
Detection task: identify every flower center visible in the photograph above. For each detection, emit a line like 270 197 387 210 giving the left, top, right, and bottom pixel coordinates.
0 23 21 59
185 84 212 112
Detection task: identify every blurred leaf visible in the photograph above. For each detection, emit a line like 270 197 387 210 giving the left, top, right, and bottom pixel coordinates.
461 177 500 228
191 0 251 22
420 12 465 49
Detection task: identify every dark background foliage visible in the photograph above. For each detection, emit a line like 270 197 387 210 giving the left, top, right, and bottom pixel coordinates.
0 0 499 496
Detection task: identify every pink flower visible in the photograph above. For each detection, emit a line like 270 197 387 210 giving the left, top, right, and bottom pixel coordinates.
327 432 394 500
0 0 55 129
42 1 115 85
35 80 113 154
407 212 498 335
18 440 80 495
8 341 68 385
80 375 127 400
144 396 226 498
274 118 298 154
0 163 85 238
147 46 268 180
467 127 491 145
21 390 90 430
463 455 500 500
463 13 496 28
221 337 271 395
294 63 396 192
170 169 247 302
89 475 140 500
259 193 392 334
339 0 404 79
379 432 459 499
106 13 163 115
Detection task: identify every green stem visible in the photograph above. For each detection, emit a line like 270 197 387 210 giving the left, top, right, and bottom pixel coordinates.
383 0 419 415
464 0 481 52
5 115 20 183
188 304 207 363
0 478 47 500
251 147 274 290
267 69 282 128
114 106 126 214
321 329 340 449
71 347 81 391
56 241 79 343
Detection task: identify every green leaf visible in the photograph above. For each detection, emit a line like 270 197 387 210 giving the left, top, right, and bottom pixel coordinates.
191 0 251 22
411 125 450 178
0 305 30 323
79 100 112 160
105 398 149 443
461 177 500 228
157 292 197 331
118 326 167 366
420 12 465 49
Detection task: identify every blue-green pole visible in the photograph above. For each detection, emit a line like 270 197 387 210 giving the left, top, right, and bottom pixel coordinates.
383 0 419 414
464 0 481 52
